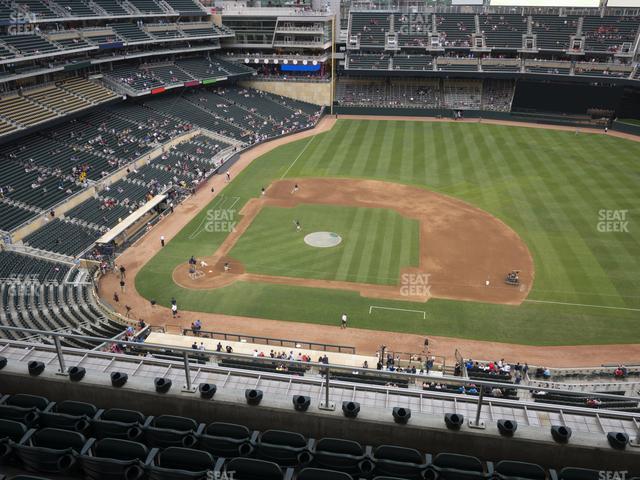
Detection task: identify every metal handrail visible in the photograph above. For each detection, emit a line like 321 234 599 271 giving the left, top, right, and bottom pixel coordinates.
181 328 356 354
1 324 639 407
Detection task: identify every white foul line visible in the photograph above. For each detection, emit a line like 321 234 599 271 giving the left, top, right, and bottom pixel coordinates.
369 305 426 319
524 299 640 313
280 135 316 180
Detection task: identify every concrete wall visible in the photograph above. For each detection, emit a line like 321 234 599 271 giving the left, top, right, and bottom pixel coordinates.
240 80 332 106
1 369 638 472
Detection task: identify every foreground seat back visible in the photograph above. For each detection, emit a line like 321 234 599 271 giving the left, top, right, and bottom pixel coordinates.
39 403 94 434
13 428 85 474
494 460 545 480
199 422 254 457
3 395 50 411
0 406 39 427
313 437 371 475
298 467 353 480
0 419 27 462
427 453 486 480
559 468 603 480
143 415 200 449
92 409 145 441
147 446 214 480
224 457 290 480
80 438 149 480
256 429 311 467
373 445 428 479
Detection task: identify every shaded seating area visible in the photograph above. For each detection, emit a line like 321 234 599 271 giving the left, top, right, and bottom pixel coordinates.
22 219 100 257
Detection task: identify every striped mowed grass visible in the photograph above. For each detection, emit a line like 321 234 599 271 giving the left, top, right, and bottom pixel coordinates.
136 120 640 345
229 204 420 285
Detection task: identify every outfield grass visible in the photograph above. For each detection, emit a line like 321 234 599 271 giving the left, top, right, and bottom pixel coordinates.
229 204 420 285
136 120 640 345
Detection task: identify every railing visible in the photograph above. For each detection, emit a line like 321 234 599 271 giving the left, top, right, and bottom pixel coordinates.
2 323 640 431
181 328 356 354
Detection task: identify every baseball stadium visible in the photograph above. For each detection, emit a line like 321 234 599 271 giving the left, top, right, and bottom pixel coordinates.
0 0 640 477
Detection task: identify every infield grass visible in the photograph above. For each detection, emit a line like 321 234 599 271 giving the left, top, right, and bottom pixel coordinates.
136 120 640 345
229 204 420 285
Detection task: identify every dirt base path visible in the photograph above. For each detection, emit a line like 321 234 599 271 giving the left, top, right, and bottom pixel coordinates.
98 115 640 368
173 178 533 305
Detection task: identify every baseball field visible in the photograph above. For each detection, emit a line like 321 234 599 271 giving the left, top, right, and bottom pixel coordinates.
135 119 640 346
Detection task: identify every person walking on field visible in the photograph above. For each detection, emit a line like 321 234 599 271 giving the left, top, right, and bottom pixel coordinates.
341 313 348 329
160 235 165 247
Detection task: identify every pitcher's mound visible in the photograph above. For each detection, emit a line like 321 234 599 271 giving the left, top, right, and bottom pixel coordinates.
304 231 342 248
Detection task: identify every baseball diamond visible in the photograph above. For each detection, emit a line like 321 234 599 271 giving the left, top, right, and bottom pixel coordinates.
133 119 640 346
4 2 640 477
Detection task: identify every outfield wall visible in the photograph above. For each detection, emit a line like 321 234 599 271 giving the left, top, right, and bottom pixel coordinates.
613 120 640 136
332 106 615 131
240 79 331 106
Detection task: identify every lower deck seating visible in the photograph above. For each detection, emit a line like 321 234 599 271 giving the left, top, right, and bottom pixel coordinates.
22 219 100 257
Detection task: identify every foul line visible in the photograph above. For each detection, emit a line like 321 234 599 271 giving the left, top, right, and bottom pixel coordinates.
188 195 240 240
369 305 426 319
524 299 640 313
280 135 316 179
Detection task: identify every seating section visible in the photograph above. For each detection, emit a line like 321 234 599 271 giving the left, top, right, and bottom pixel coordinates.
0 95 57 127
23 86 90 114
350 11 390 48
0 34 58 55
59 78 119 104
347 10 640 59
338 77 516 112
0 202 35 231
392 54 434 72
166 0 205 14
92 0 128 15
532 390 639 412
0 84 320 251
0 80 117 135
144 85 321 143
582 15 640 53
54 0 99 17
532 15 579 50
23 219 101 256
128 0 165 13
105 55 254 92
337 79 440 109
10 0 57 18
0 392 615 480
109 23 153 42
436 13 475 47
0 252 127 346
481 14 527 49
348 53 391 70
